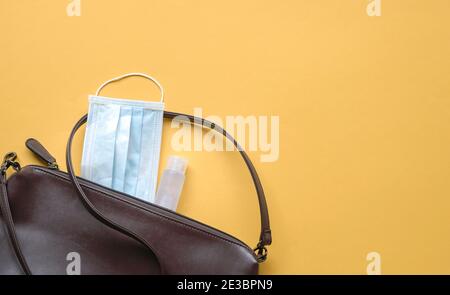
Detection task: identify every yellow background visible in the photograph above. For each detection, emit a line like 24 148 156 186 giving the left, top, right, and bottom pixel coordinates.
1 1 450 274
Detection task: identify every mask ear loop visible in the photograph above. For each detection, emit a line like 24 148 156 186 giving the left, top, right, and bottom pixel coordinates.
95 72 164 102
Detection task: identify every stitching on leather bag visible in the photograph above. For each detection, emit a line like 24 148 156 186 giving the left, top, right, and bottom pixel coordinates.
33 168 254 254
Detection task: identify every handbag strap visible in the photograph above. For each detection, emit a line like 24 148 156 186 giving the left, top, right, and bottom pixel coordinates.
0 177 31 274
163 111 272 255
0 154 31 274
67 112 272 260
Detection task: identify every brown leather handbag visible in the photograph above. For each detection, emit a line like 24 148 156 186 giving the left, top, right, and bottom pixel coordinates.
0 111 272 275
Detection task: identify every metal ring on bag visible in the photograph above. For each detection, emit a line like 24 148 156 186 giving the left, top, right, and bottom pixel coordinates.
253 246 268 262
1 152 20 175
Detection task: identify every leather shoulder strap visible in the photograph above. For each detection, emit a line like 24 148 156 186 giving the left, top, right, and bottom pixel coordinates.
0 172 31 274
68 112 272 258
163 111 272 252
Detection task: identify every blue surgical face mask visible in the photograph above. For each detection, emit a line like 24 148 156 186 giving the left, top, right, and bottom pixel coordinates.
81 73 165 202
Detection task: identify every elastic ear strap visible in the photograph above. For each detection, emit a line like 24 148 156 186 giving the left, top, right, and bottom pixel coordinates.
95 73 164 102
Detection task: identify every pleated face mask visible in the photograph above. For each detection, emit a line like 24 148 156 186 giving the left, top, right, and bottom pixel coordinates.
81 73 165 202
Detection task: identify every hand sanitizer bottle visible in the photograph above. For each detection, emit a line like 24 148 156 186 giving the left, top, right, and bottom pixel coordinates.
155 156 187 211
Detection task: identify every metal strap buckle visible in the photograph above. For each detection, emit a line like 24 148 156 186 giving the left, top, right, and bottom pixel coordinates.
253 245 268 263
1 152 21 175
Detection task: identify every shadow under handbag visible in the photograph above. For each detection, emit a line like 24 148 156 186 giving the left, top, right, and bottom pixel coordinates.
0 111 272 275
